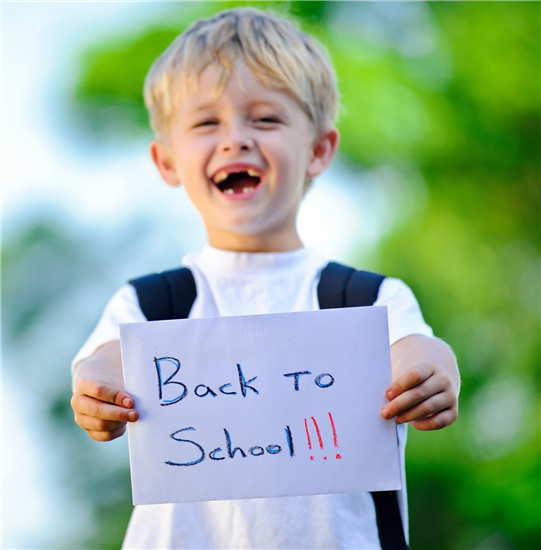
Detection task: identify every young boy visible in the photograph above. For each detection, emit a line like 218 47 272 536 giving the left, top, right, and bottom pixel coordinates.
71 8 459 549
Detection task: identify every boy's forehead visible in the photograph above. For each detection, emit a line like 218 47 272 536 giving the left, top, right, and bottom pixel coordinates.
177 63 300 115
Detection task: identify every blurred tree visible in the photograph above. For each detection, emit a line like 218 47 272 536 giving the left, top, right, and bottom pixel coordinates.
373 4 540 548
2 218 133 548
2 215 181 548
64 1 540 549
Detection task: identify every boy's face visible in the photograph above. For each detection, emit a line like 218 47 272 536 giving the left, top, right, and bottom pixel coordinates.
151 62 338 252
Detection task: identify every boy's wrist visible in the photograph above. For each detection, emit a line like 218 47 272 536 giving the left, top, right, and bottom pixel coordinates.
72 344 124 393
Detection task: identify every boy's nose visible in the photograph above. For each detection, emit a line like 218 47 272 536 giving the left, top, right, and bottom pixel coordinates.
219 125 254 154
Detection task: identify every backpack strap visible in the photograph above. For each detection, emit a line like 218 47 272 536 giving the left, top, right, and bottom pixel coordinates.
317 261 408 550
317 261 385 308
128 267 196 321
371 491 409 550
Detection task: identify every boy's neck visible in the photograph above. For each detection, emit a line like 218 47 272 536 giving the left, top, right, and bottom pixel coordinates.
206 226 304 253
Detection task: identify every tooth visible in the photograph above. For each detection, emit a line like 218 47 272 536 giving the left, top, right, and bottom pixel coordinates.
214 170 228 183
243 187 254 193
247 169 259 177
224 188 234 195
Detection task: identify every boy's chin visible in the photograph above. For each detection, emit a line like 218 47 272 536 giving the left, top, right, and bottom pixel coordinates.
208 220 268 239
205 216 300 252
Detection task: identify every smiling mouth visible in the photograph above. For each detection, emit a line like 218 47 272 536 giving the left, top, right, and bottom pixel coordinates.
213 171 262 196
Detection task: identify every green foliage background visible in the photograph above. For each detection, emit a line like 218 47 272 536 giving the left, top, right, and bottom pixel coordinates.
4 2 539 549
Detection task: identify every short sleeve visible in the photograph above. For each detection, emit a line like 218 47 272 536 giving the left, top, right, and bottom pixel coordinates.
374 278 433 346
71 284 146 372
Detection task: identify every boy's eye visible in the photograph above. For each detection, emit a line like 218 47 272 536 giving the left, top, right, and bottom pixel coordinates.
256 117 279 123
195 120 217 127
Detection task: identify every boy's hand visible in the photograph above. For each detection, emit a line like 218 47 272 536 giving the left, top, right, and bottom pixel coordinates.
382 335 459 431
71 341 138 441
71 375 139 441
381 360 458 430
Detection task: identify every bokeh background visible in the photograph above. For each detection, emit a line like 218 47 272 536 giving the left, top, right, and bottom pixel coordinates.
2 2 539 549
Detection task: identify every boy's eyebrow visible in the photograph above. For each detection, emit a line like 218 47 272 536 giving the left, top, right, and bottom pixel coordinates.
247 99 281 108
193 102 218 112
247 99 290 113
190 99 288 113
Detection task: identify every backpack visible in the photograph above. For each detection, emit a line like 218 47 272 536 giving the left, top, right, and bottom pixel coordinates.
129 261 408 550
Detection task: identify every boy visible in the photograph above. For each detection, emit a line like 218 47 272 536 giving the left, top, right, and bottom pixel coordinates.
71 8 459 549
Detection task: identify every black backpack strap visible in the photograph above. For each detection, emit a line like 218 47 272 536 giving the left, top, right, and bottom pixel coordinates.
318 262 407 550
371 491 409 550
128 267 196 321
318 261 385 309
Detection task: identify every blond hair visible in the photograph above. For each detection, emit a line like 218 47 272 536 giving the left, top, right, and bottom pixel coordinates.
144 7 339 143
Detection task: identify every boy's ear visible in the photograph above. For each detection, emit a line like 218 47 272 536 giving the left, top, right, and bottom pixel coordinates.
306 127 340 178
149 140 181 187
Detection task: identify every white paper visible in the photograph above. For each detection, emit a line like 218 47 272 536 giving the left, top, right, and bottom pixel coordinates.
119 306 401 505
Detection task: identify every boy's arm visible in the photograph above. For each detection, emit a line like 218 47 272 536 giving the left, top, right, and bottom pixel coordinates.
382 334 459 431
71 341 138 441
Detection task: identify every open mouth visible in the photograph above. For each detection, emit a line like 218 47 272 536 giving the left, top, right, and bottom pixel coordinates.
212 168 263 196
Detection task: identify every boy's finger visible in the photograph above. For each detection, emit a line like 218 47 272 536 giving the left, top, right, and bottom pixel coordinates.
381 375 442 419
87 425 127 442
78 378 134 408
384 361 436 401
72 394 138 423
75 412 126 433
394 392 454 424
409 409 458 431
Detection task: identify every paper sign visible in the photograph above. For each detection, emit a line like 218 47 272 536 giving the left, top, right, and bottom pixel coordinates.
119 306 401 505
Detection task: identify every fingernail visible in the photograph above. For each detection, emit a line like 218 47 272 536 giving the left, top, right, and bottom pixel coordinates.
128 411 137 421
386 391 394 400
381 408 390 419
123 397 132 408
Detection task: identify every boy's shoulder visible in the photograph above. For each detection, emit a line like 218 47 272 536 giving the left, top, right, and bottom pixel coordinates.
129 262 386 322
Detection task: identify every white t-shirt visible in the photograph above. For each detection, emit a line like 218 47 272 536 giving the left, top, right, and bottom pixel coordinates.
73 245 433 550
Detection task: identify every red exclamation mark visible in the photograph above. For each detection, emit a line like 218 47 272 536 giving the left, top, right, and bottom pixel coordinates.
304 418 314 460
328 412 341 459
311 417 326 460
